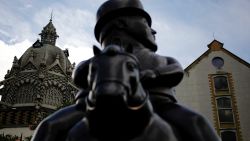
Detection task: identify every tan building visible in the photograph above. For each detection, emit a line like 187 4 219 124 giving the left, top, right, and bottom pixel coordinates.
175 40 250 141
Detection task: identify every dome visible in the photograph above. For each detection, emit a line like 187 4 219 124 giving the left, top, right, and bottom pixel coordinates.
19 43 71 73
0 18 78 129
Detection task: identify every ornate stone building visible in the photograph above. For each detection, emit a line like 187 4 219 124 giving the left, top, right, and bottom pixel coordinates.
0 18 78 137
176 40 250 141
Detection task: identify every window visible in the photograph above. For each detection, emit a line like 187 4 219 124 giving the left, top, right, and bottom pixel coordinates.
216 97 234 123
221 130 237 141
214 76 229 91
44 87 62 106
16 84 36 103
210 73 240 140
217 97 231 108
212 57 224 69
218 109 234 123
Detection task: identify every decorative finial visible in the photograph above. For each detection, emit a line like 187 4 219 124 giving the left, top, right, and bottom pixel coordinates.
213 32 215 40
12 56 19 68
50 10 53 22
39 10 58 46
13 56 18 63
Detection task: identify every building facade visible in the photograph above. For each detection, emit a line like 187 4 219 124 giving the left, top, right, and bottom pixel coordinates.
175 40 250 141
0 19 78 137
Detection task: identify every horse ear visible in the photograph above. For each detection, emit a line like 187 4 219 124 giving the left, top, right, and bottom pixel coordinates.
72 59 91 89
93 45 102 56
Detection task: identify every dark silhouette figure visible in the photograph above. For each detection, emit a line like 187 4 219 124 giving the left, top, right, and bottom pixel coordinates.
66 45 178 141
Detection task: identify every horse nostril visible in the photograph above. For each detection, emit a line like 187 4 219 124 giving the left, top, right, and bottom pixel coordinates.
94 82 126 97
92 83 128 108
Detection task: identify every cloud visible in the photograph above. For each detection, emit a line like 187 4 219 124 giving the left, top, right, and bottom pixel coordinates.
148 0 250 67
0 2 34 44
152 18 208 68
32 3 97 52
0 0 249 81
62 44 93 65
0 39 94 81
0 40 32 81
33 3 97 64
0 1 96 81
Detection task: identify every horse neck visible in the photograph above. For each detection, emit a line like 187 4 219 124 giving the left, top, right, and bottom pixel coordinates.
87 98 153 141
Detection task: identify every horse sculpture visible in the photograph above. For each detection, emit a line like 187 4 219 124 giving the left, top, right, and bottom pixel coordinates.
65 45 177 141
31 45 220 141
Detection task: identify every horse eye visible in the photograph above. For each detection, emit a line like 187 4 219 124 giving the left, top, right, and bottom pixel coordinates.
127 62 136 71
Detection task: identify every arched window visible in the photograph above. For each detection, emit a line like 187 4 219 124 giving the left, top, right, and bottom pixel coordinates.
217 97 231 108
216 97 234 123
44 87 62 106
221 130 237 141
16 84 36 103
214 76 229 91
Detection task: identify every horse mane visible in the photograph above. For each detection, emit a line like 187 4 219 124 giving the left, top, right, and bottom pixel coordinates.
94 44 140 67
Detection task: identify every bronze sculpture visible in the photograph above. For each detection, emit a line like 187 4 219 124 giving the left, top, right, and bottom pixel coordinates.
67 45 178 141
31 0 220 141
92 1 220 141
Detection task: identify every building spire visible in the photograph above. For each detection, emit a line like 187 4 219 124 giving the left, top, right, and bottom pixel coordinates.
50 10 53 22
39 12 59 46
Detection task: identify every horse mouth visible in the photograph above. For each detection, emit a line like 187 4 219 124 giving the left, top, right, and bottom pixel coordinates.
87 80 147 111
87 82 128 110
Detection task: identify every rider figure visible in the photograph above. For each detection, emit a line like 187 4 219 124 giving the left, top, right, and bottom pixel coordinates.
94 0 184 105
91 0 220 141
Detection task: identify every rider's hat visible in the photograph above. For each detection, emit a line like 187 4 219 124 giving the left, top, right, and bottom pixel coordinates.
94 0 152 43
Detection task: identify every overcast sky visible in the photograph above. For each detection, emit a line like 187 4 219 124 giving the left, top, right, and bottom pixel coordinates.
0 0 249 81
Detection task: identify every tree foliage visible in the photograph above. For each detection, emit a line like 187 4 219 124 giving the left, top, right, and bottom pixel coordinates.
0 134 32 141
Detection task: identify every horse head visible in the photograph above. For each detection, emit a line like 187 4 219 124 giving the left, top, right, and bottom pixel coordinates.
87 45 147 110
86 45 153 140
